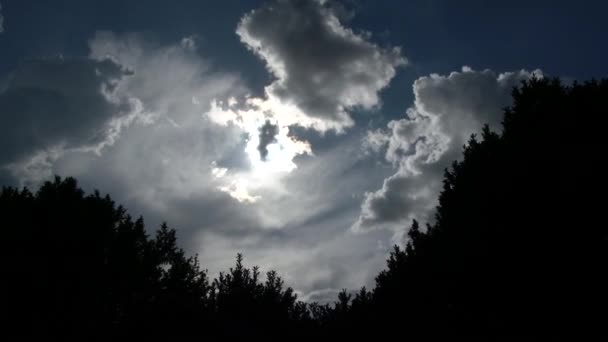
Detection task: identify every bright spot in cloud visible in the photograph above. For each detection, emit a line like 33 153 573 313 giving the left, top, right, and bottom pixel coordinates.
219 179 261 204
211 162 228 178
207 97 312 169
206 96 313 203
204 0 403 204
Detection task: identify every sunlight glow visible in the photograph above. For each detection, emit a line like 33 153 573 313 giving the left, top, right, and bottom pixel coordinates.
206 95 313 203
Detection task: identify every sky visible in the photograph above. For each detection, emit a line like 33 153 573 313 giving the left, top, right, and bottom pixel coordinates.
1 0 607 302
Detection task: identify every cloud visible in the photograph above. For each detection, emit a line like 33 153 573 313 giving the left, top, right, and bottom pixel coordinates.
219 179 262 203
77 32 248 192
206 0 405 201
257 120 279 161
50 33 265 230
88 31 245 122
362 128 391 155
196 197 389 304
0 29 397 299
353 67 542 236
3 31 244 184
0 57 141 182
235 0 406 132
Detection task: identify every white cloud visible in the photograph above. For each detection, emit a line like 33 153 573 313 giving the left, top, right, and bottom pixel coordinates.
235 0 406 132
0 56 143 183
206 0 405 202
50 33 267 233
2 32 246 185
211 162 228 178
76 32 248 195
219 179 262 203
88 31 245 125
353 67 542 237
362 128 391 155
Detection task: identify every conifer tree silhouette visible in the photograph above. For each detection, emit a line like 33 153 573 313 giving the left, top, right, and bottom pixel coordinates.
328 78 608 337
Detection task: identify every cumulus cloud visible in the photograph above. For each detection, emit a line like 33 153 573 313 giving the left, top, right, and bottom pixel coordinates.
0 30 246 188
206 0 405 201
362 128 391 155
88 31 245 123
51 33 264 229
354 67 542 236
0 57 141 182
2 31 246 184
80 32 248 192
235 0 406 131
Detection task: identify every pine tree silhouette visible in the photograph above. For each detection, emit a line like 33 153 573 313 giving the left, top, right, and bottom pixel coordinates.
328 78 608 337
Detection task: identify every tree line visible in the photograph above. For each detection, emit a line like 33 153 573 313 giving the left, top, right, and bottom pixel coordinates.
1 78 606 338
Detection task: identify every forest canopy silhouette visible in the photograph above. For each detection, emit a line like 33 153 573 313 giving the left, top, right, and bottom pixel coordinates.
1 78 606 337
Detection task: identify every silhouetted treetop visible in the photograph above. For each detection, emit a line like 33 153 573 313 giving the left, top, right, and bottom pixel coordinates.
334 78 608 336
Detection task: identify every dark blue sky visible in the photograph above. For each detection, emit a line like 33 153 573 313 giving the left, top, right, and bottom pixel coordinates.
2 0 607 103
1 1 266 84
355 0 608 76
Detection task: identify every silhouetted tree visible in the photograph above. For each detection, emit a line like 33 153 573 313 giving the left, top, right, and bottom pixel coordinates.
0 177 315 339
208 253 314 338
330 78 608 337
0 177 211 338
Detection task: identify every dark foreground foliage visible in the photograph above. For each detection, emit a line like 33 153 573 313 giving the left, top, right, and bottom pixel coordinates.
1 78 606 338
0 177 315 338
